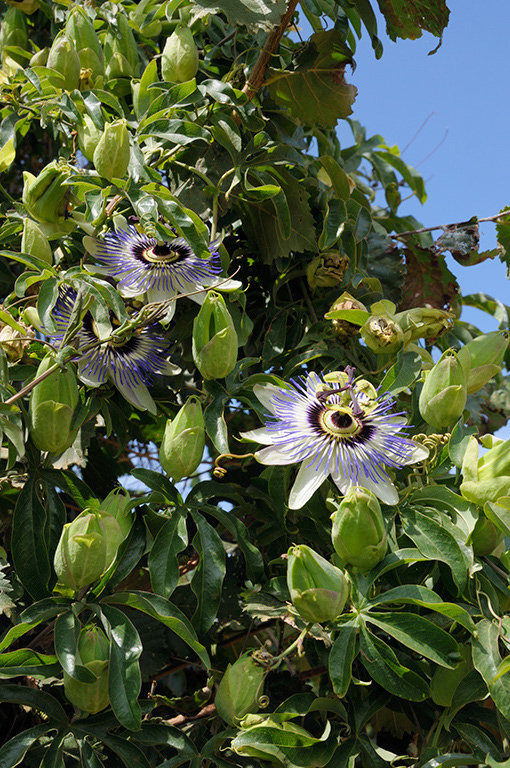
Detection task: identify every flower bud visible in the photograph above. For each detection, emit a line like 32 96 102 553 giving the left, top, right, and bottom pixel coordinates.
101 488 133 540
29 48 49 67
460 436 510 507
29 356 80 454
161 25 199 83
361 315 404 354
78 47 104 87
54 509 123 591
93 120 130 182
326 292 367 341
394 306 454 342
22 218 52 264
47 37 81 91
0 8 28 65
22 161 76 225
418 350 467 430
159 397 205 481
330 487 387 571
469 515 504 556
0 320 32 362
306 251 347 290
215 654 266 726
77 114 103 163
65 7 103 62
104 13 139 79
192 292 238 380
457 331 509 395
286 544 348 623
63 625 110 713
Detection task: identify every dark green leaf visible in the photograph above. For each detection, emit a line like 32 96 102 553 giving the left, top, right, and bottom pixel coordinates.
100 605 142 732
329 623 357 697
190 511 226 636
472 619 510 720
359 625 428 701
191 0 286 29
366 612 459 667
149 512 188 599
0 649 60 678
400 506 468 594
0 723 51 768
0 682 67 724
11 475 52 600
379 349 422 395
130 469 180 504
318 156 353 201
54 613 95 683
101 591 210 669
199 503 265 583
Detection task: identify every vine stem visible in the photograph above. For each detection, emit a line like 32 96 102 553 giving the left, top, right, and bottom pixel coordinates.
269 623 311 669
390 209 510 239
242 0 299 99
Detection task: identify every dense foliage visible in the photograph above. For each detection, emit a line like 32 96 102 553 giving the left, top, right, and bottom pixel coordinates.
1 0 510 766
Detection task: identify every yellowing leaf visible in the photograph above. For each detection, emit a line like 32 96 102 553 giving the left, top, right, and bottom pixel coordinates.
0 138 15 174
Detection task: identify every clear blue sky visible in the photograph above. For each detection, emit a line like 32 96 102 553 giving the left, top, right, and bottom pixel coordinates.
333 0 509 332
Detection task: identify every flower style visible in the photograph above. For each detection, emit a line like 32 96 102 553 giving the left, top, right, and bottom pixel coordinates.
51 288 178 413
85 226 241 318
241 368 428 509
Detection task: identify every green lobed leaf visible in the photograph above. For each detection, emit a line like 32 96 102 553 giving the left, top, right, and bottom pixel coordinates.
192 0 287 29
268 30 357 129
376 0 450 42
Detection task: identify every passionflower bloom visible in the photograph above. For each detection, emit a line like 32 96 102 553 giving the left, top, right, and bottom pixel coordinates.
51 288 178 413
241 368 429 509
85 226 241 318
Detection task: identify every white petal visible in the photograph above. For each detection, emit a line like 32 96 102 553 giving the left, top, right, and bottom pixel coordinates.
118 284 146 299
146 287 178 307
288 461 329 510
204 277 243 293
83 235 99 256
252 383 282 415
83 264 111 276
240 427 275 445
78 360 104 387
404 441 429 464
255 445 295 465
159 360 180 376
115 380 157 414
189 288 208 305
330 466 399 506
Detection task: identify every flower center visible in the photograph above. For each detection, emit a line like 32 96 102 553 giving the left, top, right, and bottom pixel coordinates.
319 406 363 437
143 243 182 264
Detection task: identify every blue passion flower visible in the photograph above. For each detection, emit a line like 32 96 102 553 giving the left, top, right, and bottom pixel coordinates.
51 288 178 413
85 226 241 318
241 368 428 509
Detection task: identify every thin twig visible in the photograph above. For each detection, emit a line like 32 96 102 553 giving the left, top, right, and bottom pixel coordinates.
390 210 510 240
242 0 299 99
